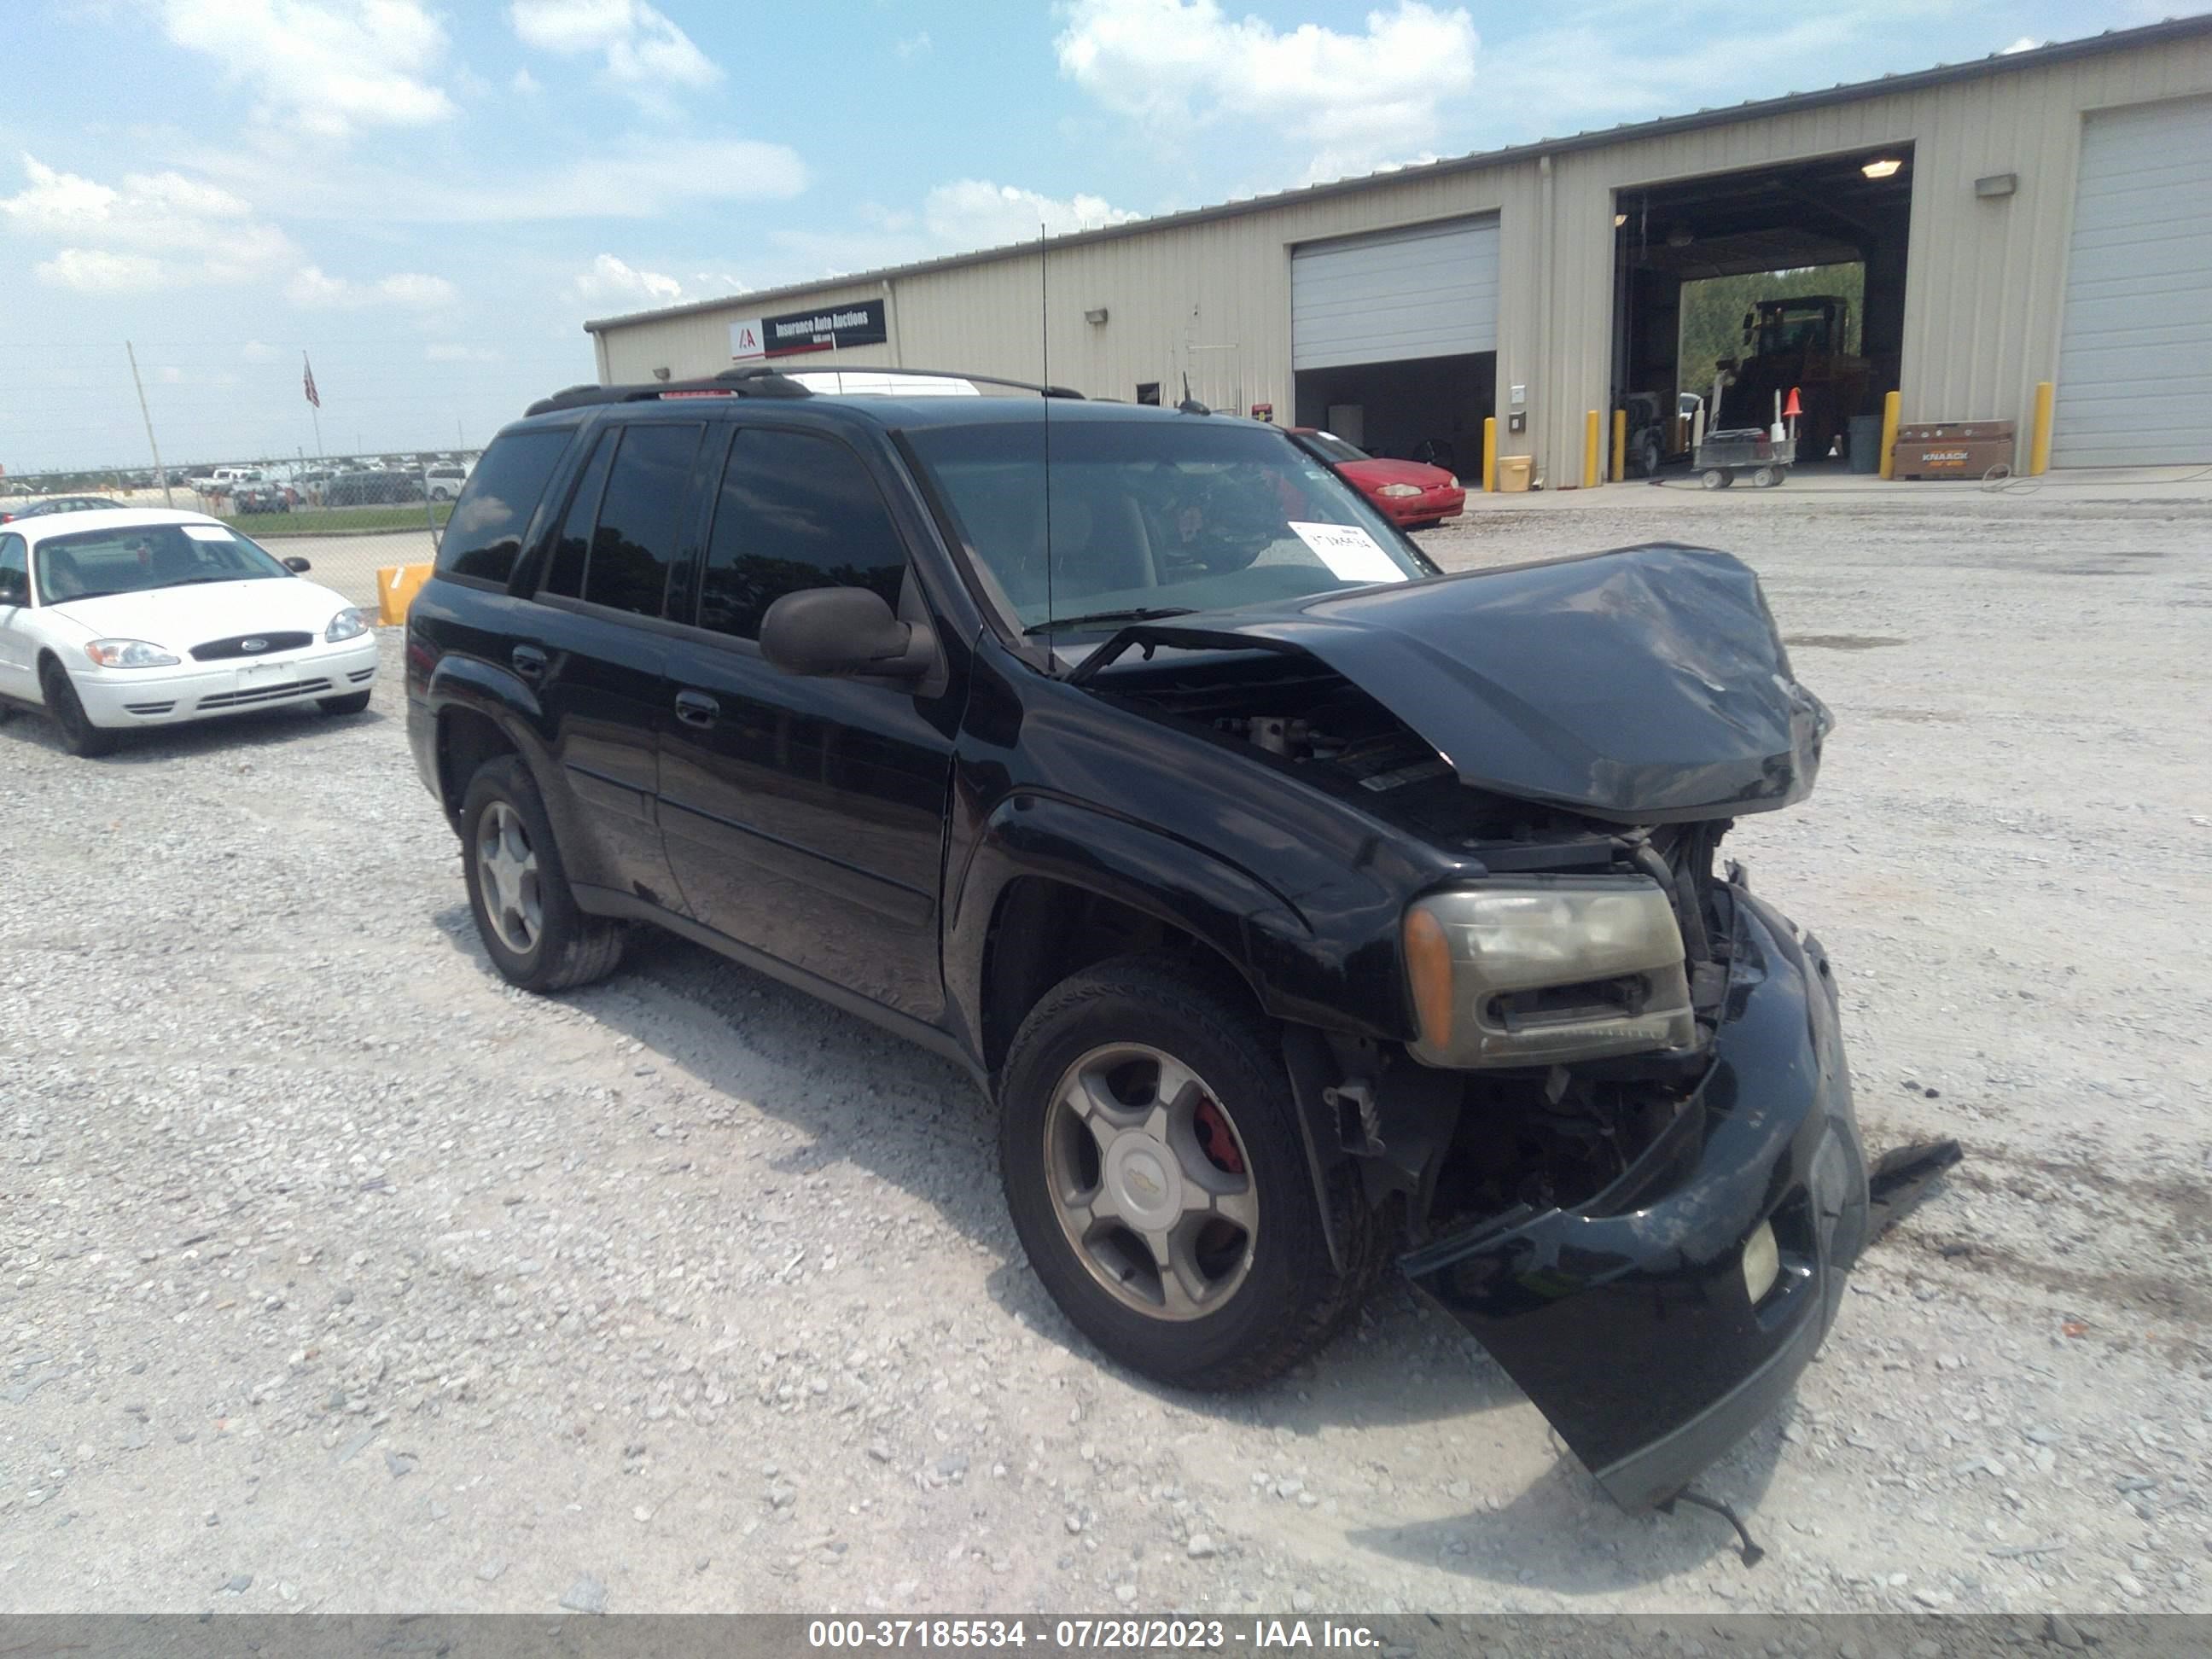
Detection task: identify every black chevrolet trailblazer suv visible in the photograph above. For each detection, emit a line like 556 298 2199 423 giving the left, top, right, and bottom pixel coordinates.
407 366 1871 1515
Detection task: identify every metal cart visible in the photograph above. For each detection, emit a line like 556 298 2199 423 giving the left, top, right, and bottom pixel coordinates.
1693 428 1796 489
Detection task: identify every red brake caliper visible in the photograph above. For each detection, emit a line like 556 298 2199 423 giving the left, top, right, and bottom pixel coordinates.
1193 1097 1244 1175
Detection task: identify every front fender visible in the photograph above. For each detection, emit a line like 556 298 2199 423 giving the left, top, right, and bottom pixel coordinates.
947 792 1411 1049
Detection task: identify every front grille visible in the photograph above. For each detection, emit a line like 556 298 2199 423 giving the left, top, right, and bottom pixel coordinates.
124 701 177 716
191 632 313 662
196 677 331 711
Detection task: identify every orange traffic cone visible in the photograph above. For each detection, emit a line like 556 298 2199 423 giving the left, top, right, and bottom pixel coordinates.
1782 387 1803 418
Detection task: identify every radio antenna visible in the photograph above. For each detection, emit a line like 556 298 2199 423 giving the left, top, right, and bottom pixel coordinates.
1040 221 1054 648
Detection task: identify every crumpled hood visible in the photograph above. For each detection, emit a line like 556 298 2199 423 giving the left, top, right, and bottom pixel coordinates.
1076 543 1831 823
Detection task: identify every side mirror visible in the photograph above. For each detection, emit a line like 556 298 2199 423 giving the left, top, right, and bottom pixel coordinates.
759 586 934 682
283 556 311 573
0 575 24 607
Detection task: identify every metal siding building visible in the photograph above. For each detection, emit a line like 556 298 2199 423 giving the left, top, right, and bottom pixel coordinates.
591 20 2212 480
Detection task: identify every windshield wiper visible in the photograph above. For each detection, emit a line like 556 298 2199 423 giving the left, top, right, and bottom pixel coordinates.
1023 606 1197 637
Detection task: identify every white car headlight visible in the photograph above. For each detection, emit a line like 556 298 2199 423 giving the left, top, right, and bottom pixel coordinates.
325 608 370 643
84 638 181 669
1447 475 1462 489
1402 878 1697 1068
1377 482 1423 498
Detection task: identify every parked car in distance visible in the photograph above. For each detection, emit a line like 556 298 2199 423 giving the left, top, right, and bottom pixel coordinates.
0 508 377 755
424 463 470 501
231 483 293 515
1 496 125 523
323 469 426 507
403 365 1868 1519
1289 428 1465 529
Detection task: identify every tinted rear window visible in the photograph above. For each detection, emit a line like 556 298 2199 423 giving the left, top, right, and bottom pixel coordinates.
436 429 571 585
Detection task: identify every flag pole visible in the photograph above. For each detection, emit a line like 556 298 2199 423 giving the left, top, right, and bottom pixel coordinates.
125 341 174 508
304 351 323 460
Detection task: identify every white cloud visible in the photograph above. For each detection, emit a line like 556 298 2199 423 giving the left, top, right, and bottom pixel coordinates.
509 0 719 103
922 179 1139 253
425 343 500 362
288 264 457 308
2001 36 2043 55
575 253 682 306
512 66 543 94
242 340 281 362
896 32 932 58
1055 0 1478 182
156 0 456 138
2 153 297 291
35 248 167 293
767 178 1141 278
159 366 185 384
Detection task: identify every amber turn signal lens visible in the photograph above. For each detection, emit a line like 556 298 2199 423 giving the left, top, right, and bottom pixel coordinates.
1403 905 1455 1051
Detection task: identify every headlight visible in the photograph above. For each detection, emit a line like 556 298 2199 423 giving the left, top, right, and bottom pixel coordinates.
1377 482 1423 498
1742 1220 1781 1305
84 638 180 669
1447 476 1462 489
325 608 370 642
1402 878 1697 1068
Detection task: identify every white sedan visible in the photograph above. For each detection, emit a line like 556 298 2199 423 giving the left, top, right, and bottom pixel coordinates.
0 509 380 757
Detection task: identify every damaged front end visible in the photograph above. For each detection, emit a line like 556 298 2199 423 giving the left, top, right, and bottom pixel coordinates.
1400 882 1870 1512
1082 544 1871 1512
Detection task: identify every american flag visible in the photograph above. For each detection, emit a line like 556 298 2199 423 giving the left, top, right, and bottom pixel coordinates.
302 352 321 409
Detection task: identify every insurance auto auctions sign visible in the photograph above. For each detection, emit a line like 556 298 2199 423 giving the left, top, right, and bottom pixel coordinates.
730 299 888 361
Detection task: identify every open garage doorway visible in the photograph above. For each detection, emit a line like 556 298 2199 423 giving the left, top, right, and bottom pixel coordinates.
1292 352 1493 473
1612 146 1912 474
1290 216 1499 475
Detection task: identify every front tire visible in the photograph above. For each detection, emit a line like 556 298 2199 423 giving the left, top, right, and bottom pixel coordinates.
317 690 372 716
999 954 1380 1390
40 661 118 757
458 755 625 992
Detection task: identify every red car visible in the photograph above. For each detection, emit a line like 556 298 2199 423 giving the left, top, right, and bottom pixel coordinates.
1289 428 1465 528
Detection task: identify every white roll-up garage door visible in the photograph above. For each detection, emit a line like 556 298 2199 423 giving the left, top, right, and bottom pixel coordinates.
2051 96 2212 467
1291 217 1499 371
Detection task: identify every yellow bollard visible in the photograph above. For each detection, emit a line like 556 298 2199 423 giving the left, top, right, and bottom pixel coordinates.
1611 409 1627 483
2029 380 2055 475
376 561 433 626
1583 410 1601 490
1877 389 1901 480
1481 416 1498 493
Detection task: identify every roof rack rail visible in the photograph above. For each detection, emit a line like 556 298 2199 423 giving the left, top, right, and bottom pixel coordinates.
523 364 812 417
522 363 1086 418
783 364 1086 400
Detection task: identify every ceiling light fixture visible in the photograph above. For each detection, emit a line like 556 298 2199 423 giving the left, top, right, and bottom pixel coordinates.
1862 157 1903 178
1613 212 1627 227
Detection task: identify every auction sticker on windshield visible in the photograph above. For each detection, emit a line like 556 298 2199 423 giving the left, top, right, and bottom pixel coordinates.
183 525 232 541
1288 521 1406 585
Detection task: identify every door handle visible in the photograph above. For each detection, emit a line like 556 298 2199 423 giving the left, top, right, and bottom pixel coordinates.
674 690 720 729
510 644 549 680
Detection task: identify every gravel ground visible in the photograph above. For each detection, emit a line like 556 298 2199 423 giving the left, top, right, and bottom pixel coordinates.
2 480 2208 1619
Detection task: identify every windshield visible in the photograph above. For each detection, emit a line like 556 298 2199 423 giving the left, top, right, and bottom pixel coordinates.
905 417 1431 638
33 522 290 603
1298 431 1369 464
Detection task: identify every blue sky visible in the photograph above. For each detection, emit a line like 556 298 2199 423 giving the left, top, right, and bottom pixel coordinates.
0 0 2170 471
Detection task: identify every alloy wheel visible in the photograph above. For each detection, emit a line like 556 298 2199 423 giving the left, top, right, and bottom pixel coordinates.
474 800 543 954
1042 1043 1258 1321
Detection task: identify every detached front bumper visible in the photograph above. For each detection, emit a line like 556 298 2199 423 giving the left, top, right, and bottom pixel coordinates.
1402 888 1870 1512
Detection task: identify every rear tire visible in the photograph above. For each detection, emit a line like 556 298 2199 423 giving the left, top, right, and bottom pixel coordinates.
39 661 118 757
1749 464 1780 489
998 953 1382 1390
317 690 372 716
1700 468 1732 491
458 755 625 992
